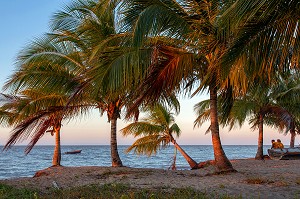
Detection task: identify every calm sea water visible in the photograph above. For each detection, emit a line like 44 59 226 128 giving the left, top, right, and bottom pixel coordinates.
0 145 271 179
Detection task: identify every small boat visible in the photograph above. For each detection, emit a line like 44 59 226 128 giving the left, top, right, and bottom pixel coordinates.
64 150 82 154
268 147 300 160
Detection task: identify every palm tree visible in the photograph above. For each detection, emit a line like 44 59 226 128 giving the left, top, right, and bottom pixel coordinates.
199 78 300 159
118 0 299 167
229 89 280 160
121 103 199 169
270 74 300 147
0 88 84 166
1 0 128 168
49 0 153 166
96 97 123 166
118 0 239 172
218 1 299 150
1 30 89 166
193 90 272 160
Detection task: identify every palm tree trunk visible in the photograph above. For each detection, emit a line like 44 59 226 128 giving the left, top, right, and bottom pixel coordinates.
170 139 198 169
110 117 123 167
290 128 296 148
52 125 61 166
255 114 264 160
209 85 235 172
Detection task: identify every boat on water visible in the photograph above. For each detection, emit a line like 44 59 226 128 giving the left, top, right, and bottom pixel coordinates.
268 147 300 160
64 150 82 154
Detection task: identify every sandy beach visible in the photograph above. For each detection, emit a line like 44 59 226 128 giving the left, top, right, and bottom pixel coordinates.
1 159 300 198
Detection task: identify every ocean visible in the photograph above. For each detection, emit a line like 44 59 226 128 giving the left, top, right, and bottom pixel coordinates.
0 145 271 179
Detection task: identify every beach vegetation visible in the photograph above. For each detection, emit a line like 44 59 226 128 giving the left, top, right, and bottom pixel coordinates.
0 183 38 199
0 183 242 199
219 184 225 189
245 177 269 184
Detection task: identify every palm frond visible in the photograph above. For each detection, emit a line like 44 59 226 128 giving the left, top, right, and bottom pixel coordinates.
125 134 169 156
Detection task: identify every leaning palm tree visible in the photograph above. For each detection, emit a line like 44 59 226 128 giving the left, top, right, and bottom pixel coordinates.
121 103 199 169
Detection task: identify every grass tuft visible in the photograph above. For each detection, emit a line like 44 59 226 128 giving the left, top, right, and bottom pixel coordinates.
0 184 38 199
245 177 269 184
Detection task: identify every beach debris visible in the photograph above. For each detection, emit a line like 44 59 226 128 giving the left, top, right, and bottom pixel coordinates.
52 181 60 189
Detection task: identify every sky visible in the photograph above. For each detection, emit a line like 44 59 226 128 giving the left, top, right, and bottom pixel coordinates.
0 1 297 146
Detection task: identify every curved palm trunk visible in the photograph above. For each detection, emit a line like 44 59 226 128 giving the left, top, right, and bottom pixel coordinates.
170 139 198 169
209 85 235 172
290 127 296 148
110 117 123 167
52 125 61 166
255 114 264 160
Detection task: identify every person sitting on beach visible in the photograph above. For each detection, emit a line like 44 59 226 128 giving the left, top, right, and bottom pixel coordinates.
271 139 277 149
277 139 284 149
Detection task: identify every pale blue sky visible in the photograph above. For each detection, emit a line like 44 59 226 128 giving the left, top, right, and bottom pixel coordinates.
0 1 296 146
0 1 70 85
